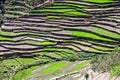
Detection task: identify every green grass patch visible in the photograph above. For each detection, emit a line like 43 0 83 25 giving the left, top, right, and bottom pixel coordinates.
34 51 76 60
42 61 66 74
30 1 90 17
92 28 120 39
13 66 40 80
3 58 36 67
31 9 90 16
35 51 64 59
41 61 74 75
20 40 42 45
67 61 89 73
89 47 109 53
72 31 114 41
40 41 55 45
64 10 91 16
31 9 73 13
0 29 45 37
44 52 63 59
110 65 120 76
117 47 120 51
44 48 77 54
92 45 113 51
3 59 20 66
15 58 36 65
0 36 12 41
0 29 14 36
47 16 61 19
43 48 78 58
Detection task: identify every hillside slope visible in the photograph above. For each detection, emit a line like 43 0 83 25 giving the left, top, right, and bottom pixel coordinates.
0 0 120 80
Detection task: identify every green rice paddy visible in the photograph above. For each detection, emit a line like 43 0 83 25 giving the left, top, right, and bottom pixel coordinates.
67 61 90 73
36 61 89 78
42 61 66 74
0 36 12 41
92 28 120 39
72 31 114 41
40 41 55 45
31 3 91 17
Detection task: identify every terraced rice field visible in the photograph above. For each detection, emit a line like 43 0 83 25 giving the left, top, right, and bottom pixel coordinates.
0 0 120 80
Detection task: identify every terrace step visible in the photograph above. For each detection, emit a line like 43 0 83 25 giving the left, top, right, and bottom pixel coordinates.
0 46 10 52
85 7 120 12
55 1 96 6
18 18 46 23
1 1 120 80
1 25 23 32
91 24 120 33
3 44 39 50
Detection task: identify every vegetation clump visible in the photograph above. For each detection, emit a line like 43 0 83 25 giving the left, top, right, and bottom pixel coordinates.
91 46 120 76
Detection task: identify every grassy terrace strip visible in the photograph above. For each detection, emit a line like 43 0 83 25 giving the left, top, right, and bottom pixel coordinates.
89 47 109 53
3 59 21 66
0 29 14 36
31 9 75 13
34 51 76 60
34 61 89 79
1 0 120 80
37 48 78 55
92 28 120 39
0 28 48 37
31 9 91 17
30 2 91 17
85 0 113 3
13 66 40 80
40 48 80 59
43 48 78 54
47 16 61 19
3 58 36 66
5 14 19 18
92 45 113 51
42 52 63 59
19 40 55 46
0 36 12 41
41 61 68 74
15 58 36 65
67 61 89 73
19 40 43 46
72 31 114 41
40 41 55 45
